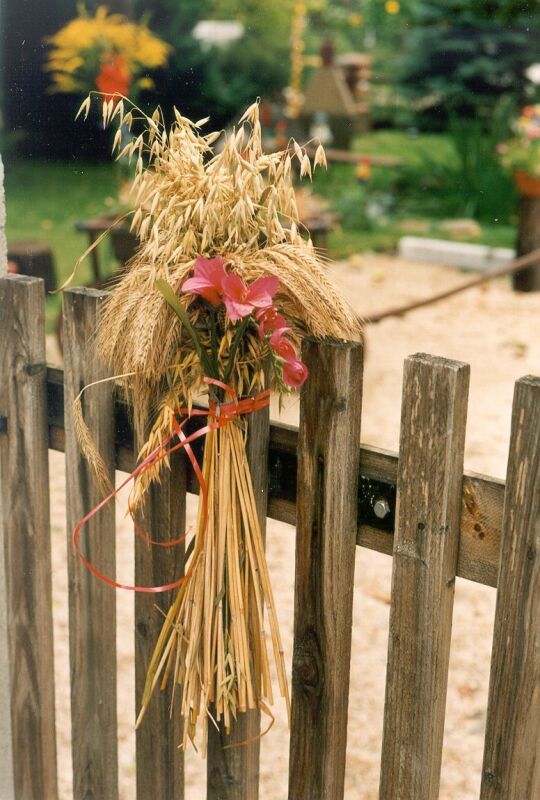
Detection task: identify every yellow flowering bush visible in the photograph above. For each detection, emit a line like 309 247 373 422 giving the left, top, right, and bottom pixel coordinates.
45 5 170 97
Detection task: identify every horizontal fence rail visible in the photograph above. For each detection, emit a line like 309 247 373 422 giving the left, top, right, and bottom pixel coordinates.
34 365 505 587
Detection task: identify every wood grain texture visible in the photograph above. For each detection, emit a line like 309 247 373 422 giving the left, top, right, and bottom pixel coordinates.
379 353 470 800
207 397 270 800
458 472 503 587
288 339 364 800
480 375 540 799
0 165 10 800
63 288 118 800
0 275 57 800
134 449 186 799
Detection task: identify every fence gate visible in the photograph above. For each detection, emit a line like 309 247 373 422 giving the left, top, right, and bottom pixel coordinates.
0 274 539 799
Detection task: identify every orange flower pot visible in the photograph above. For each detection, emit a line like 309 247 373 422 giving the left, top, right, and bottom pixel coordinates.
513 170 540 198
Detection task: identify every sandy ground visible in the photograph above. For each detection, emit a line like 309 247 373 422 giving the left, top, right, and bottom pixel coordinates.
46 255 540 799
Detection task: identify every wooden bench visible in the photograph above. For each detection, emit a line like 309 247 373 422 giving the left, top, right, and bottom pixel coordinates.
75 216 136 283
7 241 57 292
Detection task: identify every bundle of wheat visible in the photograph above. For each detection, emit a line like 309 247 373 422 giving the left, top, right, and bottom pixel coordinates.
72 95 362 752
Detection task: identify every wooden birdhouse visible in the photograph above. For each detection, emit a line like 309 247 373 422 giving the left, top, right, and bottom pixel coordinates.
302 41 365 149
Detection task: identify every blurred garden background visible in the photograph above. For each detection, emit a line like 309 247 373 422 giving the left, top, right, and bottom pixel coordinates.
2 0 540 327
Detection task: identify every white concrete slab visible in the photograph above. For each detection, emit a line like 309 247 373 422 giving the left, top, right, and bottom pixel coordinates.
398 236 515 272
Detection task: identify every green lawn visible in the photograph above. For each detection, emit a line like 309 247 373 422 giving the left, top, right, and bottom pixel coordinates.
4 130 518 330
326 220 516 261
4 159 120 329
353 129 456 167
312 130 517 256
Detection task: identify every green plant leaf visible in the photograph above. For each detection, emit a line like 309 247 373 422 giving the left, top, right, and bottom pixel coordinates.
155 278 215 377
223 315 252 385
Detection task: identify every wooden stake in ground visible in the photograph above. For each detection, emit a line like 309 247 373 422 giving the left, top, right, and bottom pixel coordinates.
514 194 540 291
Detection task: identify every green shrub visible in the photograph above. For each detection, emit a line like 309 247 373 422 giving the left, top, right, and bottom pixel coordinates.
331 185 376 230
399 0 540 128
403 115 518 222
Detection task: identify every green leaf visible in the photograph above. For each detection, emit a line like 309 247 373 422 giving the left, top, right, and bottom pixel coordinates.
223 315 252 385
155 278 215 377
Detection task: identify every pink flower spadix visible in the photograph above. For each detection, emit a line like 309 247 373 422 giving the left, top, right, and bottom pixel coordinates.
269 328 309 388
256 305 287 339
222 274 279 322
181 256 228 307
282 358 309 388
269 328 296 360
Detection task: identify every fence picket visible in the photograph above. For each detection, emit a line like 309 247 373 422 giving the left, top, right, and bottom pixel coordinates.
63 288 118 799
206 397 270 800
480 375 540 799
379 353 470 800
288 339 364 800
0 275 57 799
134 449 186 799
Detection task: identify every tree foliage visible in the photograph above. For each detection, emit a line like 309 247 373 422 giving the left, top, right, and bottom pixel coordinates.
203 0 295 122
400 0 540 124
133 0 212 121
135 0 295 127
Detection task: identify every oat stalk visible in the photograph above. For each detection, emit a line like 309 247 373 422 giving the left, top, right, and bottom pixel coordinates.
70 98 364 752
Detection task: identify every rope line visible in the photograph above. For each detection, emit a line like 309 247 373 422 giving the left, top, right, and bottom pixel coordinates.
365 246 540 324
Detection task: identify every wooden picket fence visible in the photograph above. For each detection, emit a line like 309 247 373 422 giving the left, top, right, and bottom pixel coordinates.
0 274 538 800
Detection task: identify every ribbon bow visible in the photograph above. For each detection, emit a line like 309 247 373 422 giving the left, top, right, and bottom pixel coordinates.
72 377 270 592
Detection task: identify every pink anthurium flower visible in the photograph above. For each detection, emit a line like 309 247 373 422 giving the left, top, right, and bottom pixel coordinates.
268 328 308 388
282 358 309 388
256 306 287 339
181 255 228 307
269 327 296 361
222 274 279 322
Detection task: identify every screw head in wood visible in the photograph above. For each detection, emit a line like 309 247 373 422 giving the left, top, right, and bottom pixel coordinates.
373 497 391 519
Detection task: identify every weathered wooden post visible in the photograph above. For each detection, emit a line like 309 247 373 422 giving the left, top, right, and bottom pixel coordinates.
514 189 540 291
64 289 118 799
0 271 58 795
480 375 540 798
0 153 15 800
379 354 470 800
288 339 364 800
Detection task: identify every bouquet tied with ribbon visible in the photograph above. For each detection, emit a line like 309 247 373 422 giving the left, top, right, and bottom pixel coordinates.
72 95 362 752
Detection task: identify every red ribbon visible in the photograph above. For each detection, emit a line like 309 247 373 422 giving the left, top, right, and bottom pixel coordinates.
72 377 270 593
